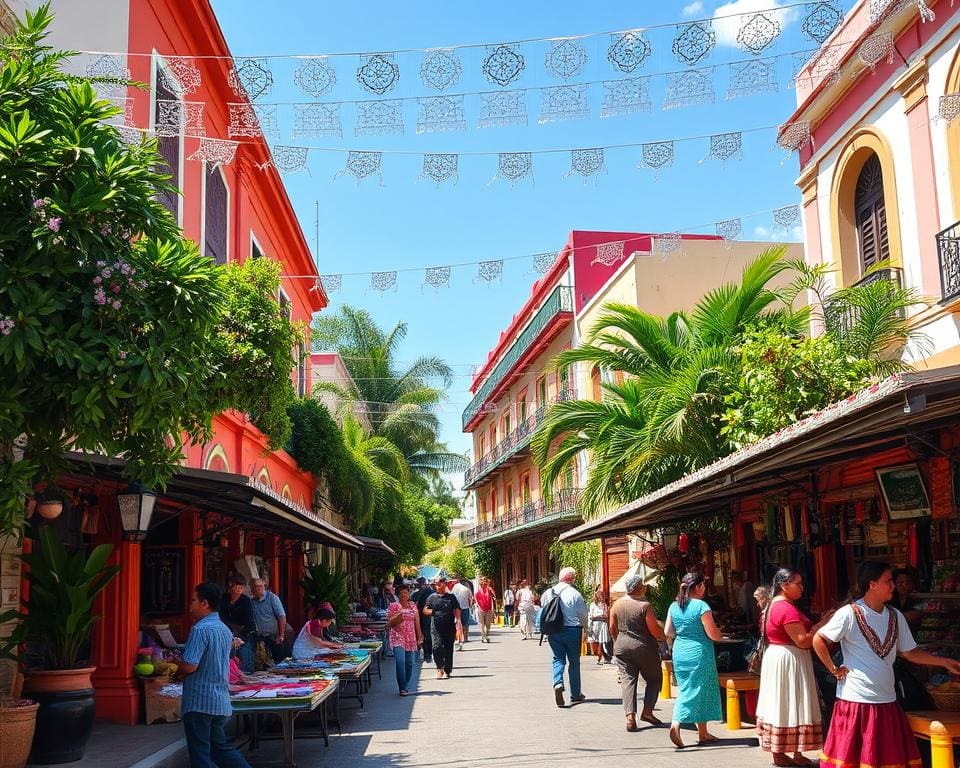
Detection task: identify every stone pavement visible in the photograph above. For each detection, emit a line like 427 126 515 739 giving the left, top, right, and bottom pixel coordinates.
208 623 772 768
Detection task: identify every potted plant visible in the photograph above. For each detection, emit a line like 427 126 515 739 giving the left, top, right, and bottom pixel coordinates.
17 526 119 764
0 612 37 768
33 484 63 520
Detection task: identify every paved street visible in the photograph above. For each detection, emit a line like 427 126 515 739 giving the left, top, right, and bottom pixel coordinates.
232 623 768 768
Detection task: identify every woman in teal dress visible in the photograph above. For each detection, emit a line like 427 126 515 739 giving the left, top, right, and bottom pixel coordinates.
665 571 724 749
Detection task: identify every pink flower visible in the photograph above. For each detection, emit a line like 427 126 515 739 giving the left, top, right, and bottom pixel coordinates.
0 317 13 336
111 284 121 294
112 300 121 310
94 288 106 305
32 198 45 209
96 260 106 268
92 276 102 285
118 350 127 360
46 217 61 232
102 268 112 278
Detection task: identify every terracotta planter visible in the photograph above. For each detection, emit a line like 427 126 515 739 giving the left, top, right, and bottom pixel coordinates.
0 703 38 768
35 500 62 520
23 668 96 764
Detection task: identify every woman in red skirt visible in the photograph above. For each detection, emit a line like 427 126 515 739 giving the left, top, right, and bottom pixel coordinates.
813 561 960 768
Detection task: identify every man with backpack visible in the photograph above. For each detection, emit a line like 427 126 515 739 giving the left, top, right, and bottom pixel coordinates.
539 567 589 708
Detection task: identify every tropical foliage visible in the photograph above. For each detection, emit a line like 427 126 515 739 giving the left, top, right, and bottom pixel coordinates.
470 542 501 580
548 540 601 598
0 8 301 536
532 248 923 517
300 563 351 625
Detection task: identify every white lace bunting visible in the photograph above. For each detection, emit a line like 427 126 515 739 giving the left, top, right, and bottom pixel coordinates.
320 274 342 294
727 59 779 100
370 271 398 293
672 22 716 66
591 241 625 267
664 68 715 110
423 266 452 290
162 57 202 95
228 58 274 101
86 53 130 98
938 94 960 124
600 77 652 118
294 57 337 98
716 218 742 246
483 44 525 87
777 121 812 155
263 146 309 175
355 100 404 137
489 152 534 187
773 205 801 233
420 49 462 91
476 260 504 283
416 96 467 134
608 30 651 73
188 138 238 167
532 252 559 274
478 91 528 129
335 151 383 185
357 54 399 96
227 103 276 138
544 38 588 80
157 100 206 137
654 233 683 260
736 12 782 56
538 84 589 124
858 32 895 72
802 2 842 45
703 132 743 166
293 103 342 139
419 154 459 186
566 148 606 183
638 142 674 180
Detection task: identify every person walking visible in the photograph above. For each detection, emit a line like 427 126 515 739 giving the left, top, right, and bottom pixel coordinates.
610 574 667 731
451 576 474 649
219 574 255 673
386 584 422 696
665 571 724 749
250 577 286 664
587 587 613 664
541 567 588 708
423 577 461 679
503 582 516 627
176 582 251 768
474 576 496 643
755 568 833 766
412 577 435 663
814 561 960 768
517 579 537 640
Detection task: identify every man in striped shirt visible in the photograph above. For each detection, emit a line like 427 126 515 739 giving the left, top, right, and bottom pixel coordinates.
176 582 250 768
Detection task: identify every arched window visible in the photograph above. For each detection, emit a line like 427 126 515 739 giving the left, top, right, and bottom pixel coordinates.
854 154 889 272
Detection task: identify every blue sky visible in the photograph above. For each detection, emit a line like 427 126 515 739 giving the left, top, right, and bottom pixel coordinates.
209 0 842 459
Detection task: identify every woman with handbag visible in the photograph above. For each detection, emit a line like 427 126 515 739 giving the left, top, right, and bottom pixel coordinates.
755 569 832 767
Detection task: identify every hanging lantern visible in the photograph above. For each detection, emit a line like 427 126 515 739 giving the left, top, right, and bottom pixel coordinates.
678 532 689 554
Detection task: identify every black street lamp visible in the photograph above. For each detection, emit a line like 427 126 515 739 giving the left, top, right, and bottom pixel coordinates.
116 482 157 542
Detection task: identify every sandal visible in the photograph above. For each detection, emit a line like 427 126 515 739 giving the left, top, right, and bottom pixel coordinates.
697 735 719 745
626 714 638 732
790 756 814 766
640 713 663 727
436 670 444 679
669 727 685 750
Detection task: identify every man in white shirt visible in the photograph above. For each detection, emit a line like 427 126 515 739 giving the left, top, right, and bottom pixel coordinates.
503 583 516 627
450 576 474 650
540 567 588 708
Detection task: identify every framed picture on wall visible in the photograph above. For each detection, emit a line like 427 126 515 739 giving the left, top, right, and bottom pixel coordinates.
875 464 932 520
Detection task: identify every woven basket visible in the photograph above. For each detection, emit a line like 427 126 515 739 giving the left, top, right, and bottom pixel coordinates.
0 702 39 768
929 689 960 711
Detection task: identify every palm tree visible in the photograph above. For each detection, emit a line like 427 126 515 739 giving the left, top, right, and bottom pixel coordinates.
532 248 921 518
339 412 408 531
312 306 468 475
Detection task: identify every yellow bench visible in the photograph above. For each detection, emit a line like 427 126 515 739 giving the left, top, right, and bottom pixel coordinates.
720 672 760 730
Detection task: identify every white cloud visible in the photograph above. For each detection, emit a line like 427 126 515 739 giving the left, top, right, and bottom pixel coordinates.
682 1 705 17
752 224 804 242
712 0 799 50
753 225 771 239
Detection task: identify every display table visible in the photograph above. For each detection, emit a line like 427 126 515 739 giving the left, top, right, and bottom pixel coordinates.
231 679 338 768
905 711 960 768
344 641 382 680
335 655 373 709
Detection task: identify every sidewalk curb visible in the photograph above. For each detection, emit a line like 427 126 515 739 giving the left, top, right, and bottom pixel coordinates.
127 738 187 768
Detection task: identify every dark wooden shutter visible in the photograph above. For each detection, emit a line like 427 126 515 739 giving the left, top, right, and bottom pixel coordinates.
154 75 180 217
204 166 227 265
854 154 889 272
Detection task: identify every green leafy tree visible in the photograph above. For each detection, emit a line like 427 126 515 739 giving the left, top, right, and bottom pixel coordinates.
300 563 350 625
548 540 600 597
471 542 501 581
0 8 303 536
444 542 475 579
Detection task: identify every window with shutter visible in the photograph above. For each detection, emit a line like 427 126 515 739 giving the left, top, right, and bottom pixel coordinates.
204 165 228 265
154 72 180 218
854 154 889 273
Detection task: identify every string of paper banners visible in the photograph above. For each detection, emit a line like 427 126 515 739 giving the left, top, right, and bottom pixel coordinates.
85 0 934 106
303 204 805 296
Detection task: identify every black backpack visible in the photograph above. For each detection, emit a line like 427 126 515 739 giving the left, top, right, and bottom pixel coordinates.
538 585 567 644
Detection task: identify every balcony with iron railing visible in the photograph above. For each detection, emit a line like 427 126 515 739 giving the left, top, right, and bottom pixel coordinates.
827 266 905 331
462 285 574 431
462 387 574 490
937 221 960 303
460 488 583 546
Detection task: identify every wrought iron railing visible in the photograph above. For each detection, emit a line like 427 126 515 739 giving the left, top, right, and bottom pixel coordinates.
937 220 960 303
462 387 573 489
827 266 905 331
462 285 574 430
460 488 582 546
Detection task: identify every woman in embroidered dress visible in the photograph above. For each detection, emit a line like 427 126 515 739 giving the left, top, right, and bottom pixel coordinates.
588 587 613 664
756 569 834 767
387 584 423 696
814 561 960 768
665 571 724 749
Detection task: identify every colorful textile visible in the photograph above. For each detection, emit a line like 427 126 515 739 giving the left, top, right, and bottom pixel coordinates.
387 603 418 651
756 643 823 753
819 699 920 768
668 598 721 724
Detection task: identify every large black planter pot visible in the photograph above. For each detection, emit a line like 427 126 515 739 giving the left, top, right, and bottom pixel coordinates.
23 669 97 765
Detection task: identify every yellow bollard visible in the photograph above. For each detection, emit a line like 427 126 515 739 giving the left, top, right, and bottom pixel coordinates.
930 721 953 768
660 661 672 700
581 636 587 656
726 680 742 731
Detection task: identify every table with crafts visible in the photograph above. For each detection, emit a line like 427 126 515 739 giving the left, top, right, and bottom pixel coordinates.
270 647 374 720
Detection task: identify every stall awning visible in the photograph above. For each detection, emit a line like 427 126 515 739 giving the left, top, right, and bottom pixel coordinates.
355 535 396 559
560 365 960 543
63 452 362 550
